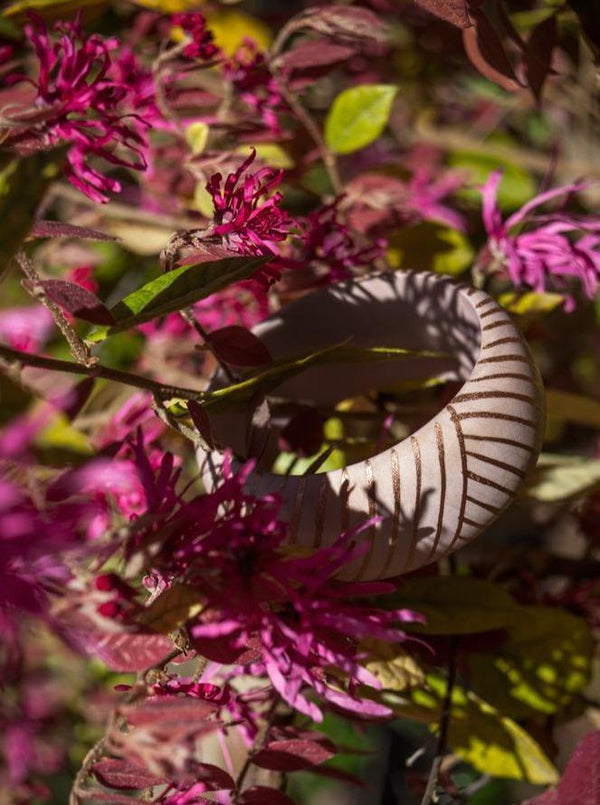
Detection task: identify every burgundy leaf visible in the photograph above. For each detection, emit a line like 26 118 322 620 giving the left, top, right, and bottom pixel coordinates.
303 7 389 43
279 406 324 457
190 763 235 791
72 630 176 672
187 401 215 449
121 696 216 729
42 279 115 325
281 39 355 72
463 10 521 91
306 764 366 786
557 730 600 805
92 758 165 791
524 14 557 101
238 787 296 805
253 737 336 772
30 220 117 241
415 0 471 28
207 325 272 367
79 793 138 804
58 376 96 421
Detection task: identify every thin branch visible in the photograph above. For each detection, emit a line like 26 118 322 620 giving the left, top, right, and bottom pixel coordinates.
180 308 239 384
273 79 343 195
16 250 95 367
420 635 459 805
69 736 107 805
0 342 208 402
234 698 279 798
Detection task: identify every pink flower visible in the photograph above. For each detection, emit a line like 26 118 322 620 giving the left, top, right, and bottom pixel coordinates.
479 170 600 308
296 199 386 281
223 40 285 138
206 150 292 287
172 13 219 61
0 305 54 353
3 13 149 202
124 456 422 721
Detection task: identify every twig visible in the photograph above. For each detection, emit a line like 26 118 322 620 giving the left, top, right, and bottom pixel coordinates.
234 698 279 798
69 736 107 804
16 250 95 367
273 79 343 195
0 342 208 402
420 635 458 805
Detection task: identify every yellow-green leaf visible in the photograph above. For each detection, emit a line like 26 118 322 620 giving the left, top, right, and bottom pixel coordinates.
388 576 521 635
469 607 592 718
138 583 203 633
524 453 600 502
185 122 209 155
387 222 474 275
546 389 600 430
499 291 564 316
325 84 398 155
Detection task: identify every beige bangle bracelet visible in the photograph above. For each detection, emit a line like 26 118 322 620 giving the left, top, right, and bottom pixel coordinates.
201 270 545 581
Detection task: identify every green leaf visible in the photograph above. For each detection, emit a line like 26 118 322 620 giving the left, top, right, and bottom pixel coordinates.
387 222 474 275
87 256 268 342
469 608 592 718
450 150 536 210
0 151 61 278
387 576 521 635
394 680 559 785
546 389 600 430
524 453 600 502
324 84 398 154
199 344 447 413
499 291 565 317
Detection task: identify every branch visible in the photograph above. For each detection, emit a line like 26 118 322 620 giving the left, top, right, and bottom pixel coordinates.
0 343 207 402
16 250 95 367
420 635 458 805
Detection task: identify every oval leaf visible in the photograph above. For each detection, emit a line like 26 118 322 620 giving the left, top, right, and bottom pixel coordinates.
325 84 398 154
92 758 165 791
42 279 115 325
87 255 267 342
207 325 272 367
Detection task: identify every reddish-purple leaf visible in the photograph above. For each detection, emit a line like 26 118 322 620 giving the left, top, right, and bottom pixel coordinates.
92 758 165 791
42 279 115 325
207 325 272 367
279 407 324 457
463 10 521 91
281 39 355 72
415 0 471 28
304 7 389 43
253 737 336 772
58 376 96 421
187 401 215 449
306 764 366 786
70 630 176 672
524 14 557 101
191 763 235 791
558 730 600 805
79 793 137 804
121 696 216 729
238 787 296 805
30 220 117 241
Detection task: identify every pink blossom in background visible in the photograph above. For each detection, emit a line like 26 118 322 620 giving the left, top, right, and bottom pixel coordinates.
223 40 286 139
2 13 150 202
172 13 220 61
0 305 53 353
295 199 386 281
480 170 600 308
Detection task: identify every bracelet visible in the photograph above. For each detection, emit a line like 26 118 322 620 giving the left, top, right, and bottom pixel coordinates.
202 271 545 580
